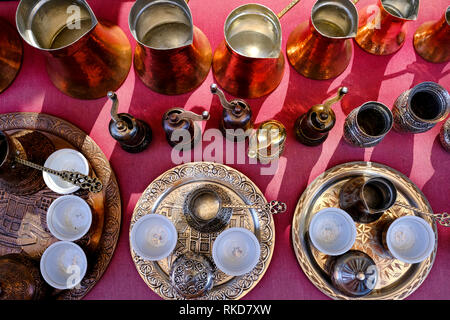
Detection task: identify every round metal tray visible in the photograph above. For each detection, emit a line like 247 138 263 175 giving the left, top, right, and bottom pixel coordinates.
0 112 121 300
130 162 275 300
292 161 437 300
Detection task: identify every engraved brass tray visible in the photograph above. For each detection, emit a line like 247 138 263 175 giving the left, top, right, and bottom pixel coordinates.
0 112 121 300
130 162 275 300
292 161 438 300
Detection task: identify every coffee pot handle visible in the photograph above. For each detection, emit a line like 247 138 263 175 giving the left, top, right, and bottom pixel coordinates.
395 202 450 227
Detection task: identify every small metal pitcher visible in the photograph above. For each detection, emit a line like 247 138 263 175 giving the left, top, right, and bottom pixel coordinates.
414 6 450 63
356 0 420 55
16 0 132 99
287 0 358 80
340 176 397 224
212 4 285 99
343 101 393 148
0 18 22 94
129 0 212 95
392 82 450 133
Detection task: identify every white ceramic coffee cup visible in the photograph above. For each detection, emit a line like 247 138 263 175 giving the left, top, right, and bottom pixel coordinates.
46 195 92 241
40 241 88 290
43 148 89 194
130 214 178 261
212 227 261 276
309 207 357 256
386 216 435 264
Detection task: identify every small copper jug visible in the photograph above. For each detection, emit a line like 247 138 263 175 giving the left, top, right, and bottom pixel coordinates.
294 87 348 146
162 108 210 150
129 0 212 95
356 0 420 55
107 92 152 153
16 0 132 99
0 253 49 300
212 4 285 98
0 130 54 196
392 82 449 133
414 6 450 63
210 84 252 141
287 0 358 80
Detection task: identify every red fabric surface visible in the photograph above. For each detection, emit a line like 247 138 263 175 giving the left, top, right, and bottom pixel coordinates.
0 0 449 300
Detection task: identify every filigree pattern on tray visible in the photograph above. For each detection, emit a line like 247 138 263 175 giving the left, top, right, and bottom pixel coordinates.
292 161 437 300
130 162 275 300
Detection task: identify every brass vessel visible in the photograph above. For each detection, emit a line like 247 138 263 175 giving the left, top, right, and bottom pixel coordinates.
294 87 348 146
413 6 450 63
287 0 358 80
212 4 285 98
0 18 23 94
248 120 287 162
16 0 132 99
356 0 420 55
129 0 212 95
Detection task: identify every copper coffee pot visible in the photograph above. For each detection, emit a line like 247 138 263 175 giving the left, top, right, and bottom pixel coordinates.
16 0 132 99
107 92 152 153
0 130 54 196
294 87 348 146
413 6 450 63
287 0 358 80
162 108 210 150
355 0 420 55
212 0 301 99
210 84 252 141
0 18 23 94
129 0 212 95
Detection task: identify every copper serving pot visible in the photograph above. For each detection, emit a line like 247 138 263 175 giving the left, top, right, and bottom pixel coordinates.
16 0 132 100
287 0 358 80
355 0 420 55
414 6 450 63
129 0 212 95
212 2 300 99
0 18 23 94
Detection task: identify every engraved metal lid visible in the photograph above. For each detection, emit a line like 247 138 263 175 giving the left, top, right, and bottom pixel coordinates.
331 250 378 297
170 252 214 299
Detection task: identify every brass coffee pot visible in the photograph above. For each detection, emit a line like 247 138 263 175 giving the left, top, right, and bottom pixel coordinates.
129 0 212 95
210 84 252 141
356 0 420 55
294 87 348 146
286 0 358 80
107 92 152 153
16 0 132 99
162 108 210 150
414 6 450 63
212 0 301 98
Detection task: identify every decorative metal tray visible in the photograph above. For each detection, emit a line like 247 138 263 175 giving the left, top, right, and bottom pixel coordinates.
0 112 121 300
130 162 275 300
292 161 438 300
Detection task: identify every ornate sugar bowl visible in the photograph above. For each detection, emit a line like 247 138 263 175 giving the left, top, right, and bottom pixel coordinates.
330 250 378 297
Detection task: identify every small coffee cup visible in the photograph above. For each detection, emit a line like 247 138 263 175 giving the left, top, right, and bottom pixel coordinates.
308 208 357 256
130 214 178 261
46 195 92 241
43 148 89 194
385 216 435 264
212 227 261 276
40 241 88 290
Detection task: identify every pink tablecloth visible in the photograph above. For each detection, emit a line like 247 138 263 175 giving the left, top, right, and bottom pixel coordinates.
0 0 449 300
